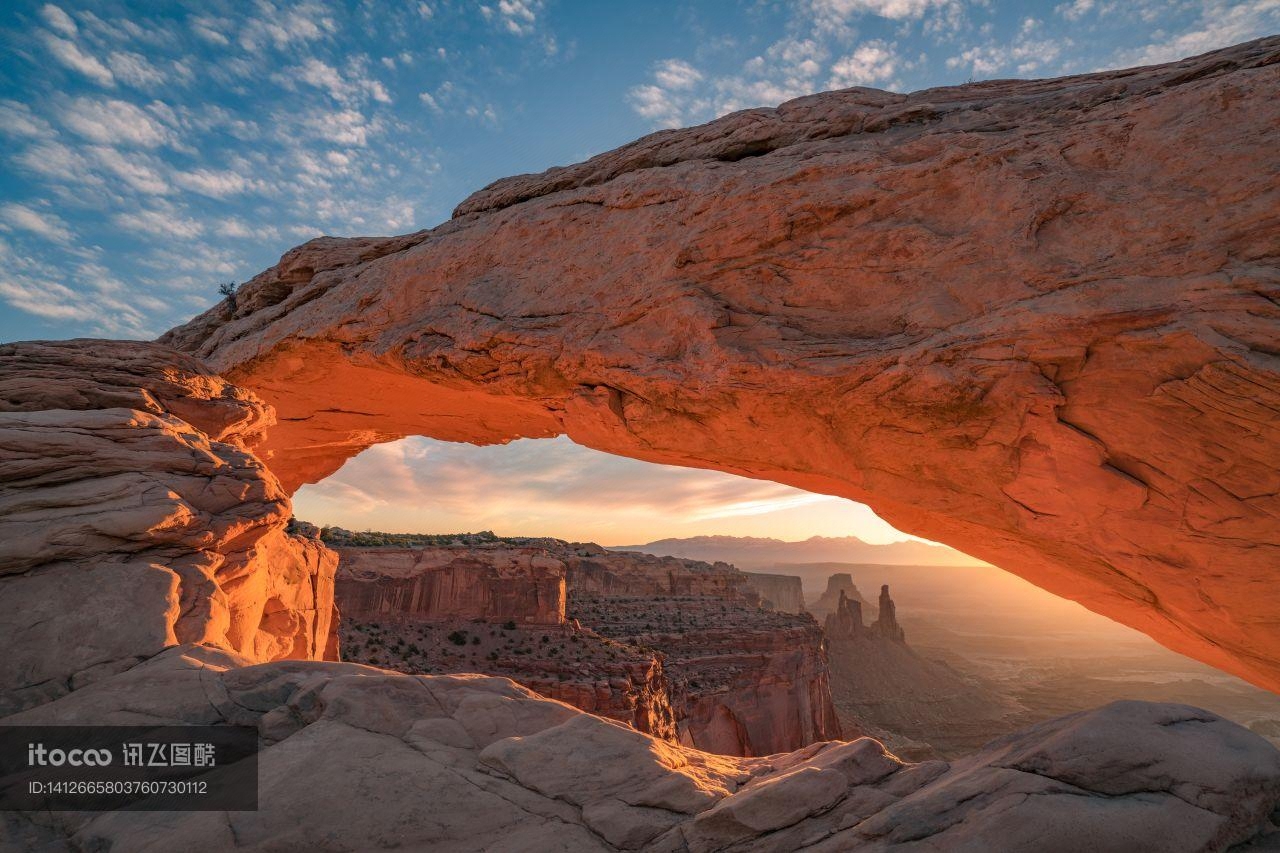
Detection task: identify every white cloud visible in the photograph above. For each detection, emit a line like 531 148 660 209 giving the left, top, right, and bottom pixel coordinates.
292 57 391 105
1110 0 1280 67
0 274 92 321
106 51 167 88
0 203 74 243
829 39 901 87
60 97 177 148
39 4 78 37
113 206 203 239
87 146 172 195
216 217 279 240
190 14 232 46
482 0 543 36
0 100 55 139
299 107 381 146
41 32 115 86
291 435 919 545
238 0 338 51
628 37 832 128
809 0 957 33
947 19 1066 77
173 168 255 198
1055 0 1095 21
652 59 703 90
0 240 159 336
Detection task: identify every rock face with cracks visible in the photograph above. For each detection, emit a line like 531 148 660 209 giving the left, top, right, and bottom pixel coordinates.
4 645 1279 852
162 38 1280 691
0 340 339 716
335 544 568 625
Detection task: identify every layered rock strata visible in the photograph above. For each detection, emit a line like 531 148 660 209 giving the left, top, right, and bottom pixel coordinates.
335 545 566 625
340 616 678 739
330 537 836 755
572 593 842 756
743 571 807 613
0 340 338 716
162 38 1280 690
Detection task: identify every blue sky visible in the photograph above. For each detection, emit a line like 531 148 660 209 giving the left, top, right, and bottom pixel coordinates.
2 0 1275 544
1 0 1276 342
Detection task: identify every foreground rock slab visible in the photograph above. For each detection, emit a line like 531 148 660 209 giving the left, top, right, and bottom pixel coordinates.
2 647 1278 852
162 38 1280 691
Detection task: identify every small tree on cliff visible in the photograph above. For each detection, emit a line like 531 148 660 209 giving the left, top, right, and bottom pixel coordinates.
217 281 238 311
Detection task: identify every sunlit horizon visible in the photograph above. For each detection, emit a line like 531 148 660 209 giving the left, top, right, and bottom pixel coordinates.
292 434 966 550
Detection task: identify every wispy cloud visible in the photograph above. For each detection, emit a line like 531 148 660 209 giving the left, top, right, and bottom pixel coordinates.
1108 0 1280 68
0 203 74 243
624 2 945 129
292 436 920 545
41 31 115 86
946 17 1067 77
59 97 177 147
481 0 543 36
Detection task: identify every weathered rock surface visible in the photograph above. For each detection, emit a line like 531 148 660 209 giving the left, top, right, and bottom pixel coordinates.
336 544 567 625
567 543 758 601
0 340 338 715
743 571 807 613
873 584 906 644
4 645 1278 852
329 536 835 755
340 616 680 740
825 589 868 640
573 593 843 756
162 38 1280 691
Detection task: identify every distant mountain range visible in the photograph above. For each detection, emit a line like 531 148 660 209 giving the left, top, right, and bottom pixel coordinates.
609 535 987 570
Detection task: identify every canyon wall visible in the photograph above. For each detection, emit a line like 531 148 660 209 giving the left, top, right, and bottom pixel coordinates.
667 623 841 756
566 543 756 600
743 572 807 613
161 38 1280 692
569 590 842 756
336 544 566 625
339 616 679 740
331 537 838 755
0 340 338 715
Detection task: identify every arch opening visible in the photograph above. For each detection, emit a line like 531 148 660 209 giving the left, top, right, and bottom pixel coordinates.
294 435 1280 759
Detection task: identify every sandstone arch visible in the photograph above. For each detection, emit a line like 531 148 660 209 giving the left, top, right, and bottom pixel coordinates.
162 38 1280 691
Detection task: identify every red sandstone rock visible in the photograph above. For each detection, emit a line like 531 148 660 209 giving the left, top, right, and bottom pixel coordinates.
743 571 807 613
331 537 836 755
810 573 872 621
873 584 906 644
0 341 338 714
825 589 866 640
162 38 1280 691
335 545 566 625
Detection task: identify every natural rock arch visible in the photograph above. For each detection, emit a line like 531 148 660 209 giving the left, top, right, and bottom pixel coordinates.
162 38 1280 691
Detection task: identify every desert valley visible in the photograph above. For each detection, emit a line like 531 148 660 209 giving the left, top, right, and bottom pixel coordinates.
1 3 1278 852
